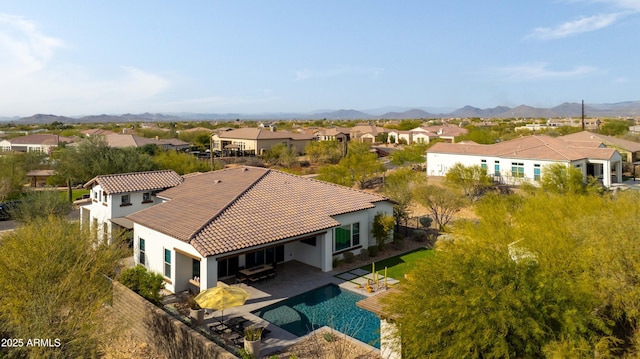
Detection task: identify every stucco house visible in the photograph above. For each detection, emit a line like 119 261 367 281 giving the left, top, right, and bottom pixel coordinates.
211 128 313 156
387 125 467 145
560 131 640 163
1 134 75 154
103 134 190 151
78 170 183 242
126 166 395 294
426 135 623 188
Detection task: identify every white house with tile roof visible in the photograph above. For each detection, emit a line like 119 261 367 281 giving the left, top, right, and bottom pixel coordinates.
126 166 395 294
211 128 314 156
78 170 183 242
560 131 640 163
3 134 75 154
426 135 623 187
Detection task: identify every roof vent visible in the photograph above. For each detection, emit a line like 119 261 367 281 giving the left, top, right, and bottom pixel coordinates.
214 179 222 184
243 168 249 172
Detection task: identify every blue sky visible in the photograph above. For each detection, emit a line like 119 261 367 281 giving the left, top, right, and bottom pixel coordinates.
1 0 639 117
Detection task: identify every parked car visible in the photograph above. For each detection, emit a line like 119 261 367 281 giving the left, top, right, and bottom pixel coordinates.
0 200 21 221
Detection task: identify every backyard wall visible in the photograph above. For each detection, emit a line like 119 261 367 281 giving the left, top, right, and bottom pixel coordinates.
110 281 236 359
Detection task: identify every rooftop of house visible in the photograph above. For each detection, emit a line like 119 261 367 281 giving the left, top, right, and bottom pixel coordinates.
9 134 75 145
428 135 618 161
215 128 313 141
561 131 640 152
127 166 391 257
84 170 183 195
103 134 189 148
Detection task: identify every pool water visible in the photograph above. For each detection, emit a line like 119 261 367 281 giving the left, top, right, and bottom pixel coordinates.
252 284 380 348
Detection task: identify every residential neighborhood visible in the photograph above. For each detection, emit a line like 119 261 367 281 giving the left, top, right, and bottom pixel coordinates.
3 115 640 359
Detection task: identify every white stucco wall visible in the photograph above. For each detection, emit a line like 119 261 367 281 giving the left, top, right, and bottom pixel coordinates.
427 152 568 185
84 184 164 241
380 319 401 359
133 224 203 293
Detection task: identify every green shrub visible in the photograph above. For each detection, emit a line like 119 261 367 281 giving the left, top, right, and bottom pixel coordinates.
119 265 165 304
343 251 355 263
368 245 379 257
419 216 433 228
323 331 337 342
359 248 369 261
412 229 428 242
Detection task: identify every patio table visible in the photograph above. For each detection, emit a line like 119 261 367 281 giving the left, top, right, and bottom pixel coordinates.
239 264 274 282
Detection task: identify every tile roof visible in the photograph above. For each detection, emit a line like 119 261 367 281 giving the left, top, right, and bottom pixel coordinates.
84 170 183 194
217 128 313 140
428 135 618 161
10 134 74 145
561 131 640 152
127 166 391 257
104 134 189 148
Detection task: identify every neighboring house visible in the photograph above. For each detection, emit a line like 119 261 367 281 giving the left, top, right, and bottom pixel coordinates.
426 135 623 188
0 139 10 151
560 131 640 163
315 127 351 142
386 129 412 144
211 128 314 155
26 169 56 187
349 124 386 143
126 166 394 294
103 134 190 151
78 170 183 243
81 129 117 137
3 134 75 154
387 125 467 145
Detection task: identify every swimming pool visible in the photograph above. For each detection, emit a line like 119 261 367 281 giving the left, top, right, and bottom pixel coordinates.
252 284 380 348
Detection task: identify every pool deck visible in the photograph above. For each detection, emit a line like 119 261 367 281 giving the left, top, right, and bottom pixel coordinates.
175 260 398 356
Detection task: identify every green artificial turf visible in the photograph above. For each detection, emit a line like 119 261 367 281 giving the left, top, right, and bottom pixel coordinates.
361 247 435 281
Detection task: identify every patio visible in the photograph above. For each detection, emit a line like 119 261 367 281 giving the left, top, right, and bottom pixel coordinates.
162 259 388 356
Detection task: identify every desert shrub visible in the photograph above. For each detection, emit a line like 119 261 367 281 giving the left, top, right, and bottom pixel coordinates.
368 245 379 257
392 238 404 250
359 248 369 261
412 229 428 242
343 251 355 263
419 216 433 228
119 265 165 304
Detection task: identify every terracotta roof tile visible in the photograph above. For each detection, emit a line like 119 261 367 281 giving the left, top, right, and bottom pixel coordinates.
217 128 313 141
127 167 390 257
84 170 183 194
428 135 618 161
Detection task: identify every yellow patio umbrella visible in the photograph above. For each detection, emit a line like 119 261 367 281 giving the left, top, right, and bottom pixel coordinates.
194 282 250 322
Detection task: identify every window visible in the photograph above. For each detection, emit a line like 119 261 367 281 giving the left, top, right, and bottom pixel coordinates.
102 191 107 203
511 162 525 178
139 238 146 265
142 192 152 203
192 258 200 279
121 194 131 206
93 190 98 200
334 223 361 252
481 159 487 170
494 161 500 175
164 249 171 278
534 164 541 181
244 245 285 269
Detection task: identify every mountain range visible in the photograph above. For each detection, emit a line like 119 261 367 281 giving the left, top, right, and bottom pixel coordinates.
2 101 640 124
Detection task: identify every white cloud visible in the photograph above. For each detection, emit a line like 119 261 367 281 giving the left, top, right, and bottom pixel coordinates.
0 13 64 78
527 12 622 40
491 62 597 81
295 65 383 81
0 13 172 116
